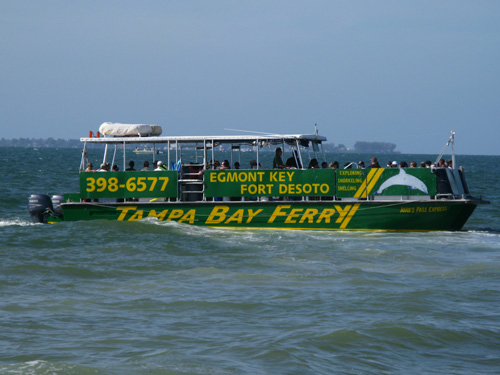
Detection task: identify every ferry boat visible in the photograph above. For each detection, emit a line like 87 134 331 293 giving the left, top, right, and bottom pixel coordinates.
28 123 487 231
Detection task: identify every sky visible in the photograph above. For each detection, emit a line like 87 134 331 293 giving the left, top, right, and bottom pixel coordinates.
1 1 499 155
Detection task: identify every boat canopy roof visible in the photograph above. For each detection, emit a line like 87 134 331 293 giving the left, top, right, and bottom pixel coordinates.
81 133 327 147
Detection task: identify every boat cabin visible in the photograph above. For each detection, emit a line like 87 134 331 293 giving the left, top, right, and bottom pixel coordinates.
77 123 471 204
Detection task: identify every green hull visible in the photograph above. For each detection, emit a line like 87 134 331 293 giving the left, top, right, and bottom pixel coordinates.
52 200 477 231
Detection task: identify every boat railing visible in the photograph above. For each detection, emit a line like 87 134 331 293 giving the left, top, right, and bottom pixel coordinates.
75 165 472 204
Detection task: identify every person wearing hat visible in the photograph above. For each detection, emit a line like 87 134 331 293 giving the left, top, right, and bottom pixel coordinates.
366 157 381 168
155 161 167 171
97 163 109 172
391 161 398 168
85 163 96 172
358 161 365 169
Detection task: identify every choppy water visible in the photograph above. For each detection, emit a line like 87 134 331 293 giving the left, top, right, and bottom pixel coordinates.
1 147 500 374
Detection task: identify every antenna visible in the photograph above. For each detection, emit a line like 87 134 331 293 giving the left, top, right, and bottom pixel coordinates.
224 128 283 137
435 131 455 168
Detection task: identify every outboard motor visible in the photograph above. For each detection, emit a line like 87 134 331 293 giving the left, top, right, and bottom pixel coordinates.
28 194 53 223
51 194 65 217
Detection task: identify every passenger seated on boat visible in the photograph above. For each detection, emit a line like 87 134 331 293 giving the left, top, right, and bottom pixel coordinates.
358 161 365 169
286 156 298 168
399 161 408 168
391 161 398 168
438 158 446 167
410 161 418 168
85 163 95 172
308 158 319 168
386 161 392 168
220 160 230 170
273 148 286 169
234 162 240 169
141 161 151 171
250 160 258 169
367 157 381 168
285 150 302 169
447 160 453 168
321 161 328 168
126 161 136 171
329 161 339 169
155 161 167 171
112 164 119 171
97 163 109 172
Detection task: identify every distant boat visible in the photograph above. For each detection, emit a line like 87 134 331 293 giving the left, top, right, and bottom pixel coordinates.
133 147 162 155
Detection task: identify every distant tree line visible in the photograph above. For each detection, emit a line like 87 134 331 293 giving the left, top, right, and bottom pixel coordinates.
353 141 397 154
323 141 398 153
1 138 399 154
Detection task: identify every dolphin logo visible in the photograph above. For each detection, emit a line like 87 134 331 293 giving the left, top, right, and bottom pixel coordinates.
376 169 429 194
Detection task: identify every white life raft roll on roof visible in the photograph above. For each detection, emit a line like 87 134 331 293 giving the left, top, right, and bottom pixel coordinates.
99 122 162 137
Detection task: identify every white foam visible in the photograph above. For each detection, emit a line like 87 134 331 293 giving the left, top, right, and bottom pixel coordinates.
0 218 34 227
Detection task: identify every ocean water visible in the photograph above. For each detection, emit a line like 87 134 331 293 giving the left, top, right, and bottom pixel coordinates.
1 147 499 375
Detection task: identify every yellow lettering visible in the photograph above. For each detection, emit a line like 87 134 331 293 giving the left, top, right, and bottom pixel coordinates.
339 204 360 229
400 207 414 213
147 209 169 221
167 209 184 221
270 172 278 182
334 205 351 223
268 205 291 223
178 209 196 224
284 208 303 223
206 206 230 224
316 208 336 223
246 209 263 223
299 208 319 223
129 210 144 221
225 209 245 224
286 171 295 181
116 206 137 221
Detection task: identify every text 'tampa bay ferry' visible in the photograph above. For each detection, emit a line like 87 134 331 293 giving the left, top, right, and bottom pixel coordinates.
28 123 488 231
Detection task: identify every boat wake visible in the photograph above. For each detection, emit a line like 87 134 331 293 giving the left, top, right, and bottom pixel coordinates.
467 227 500 234
0 218 35 227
